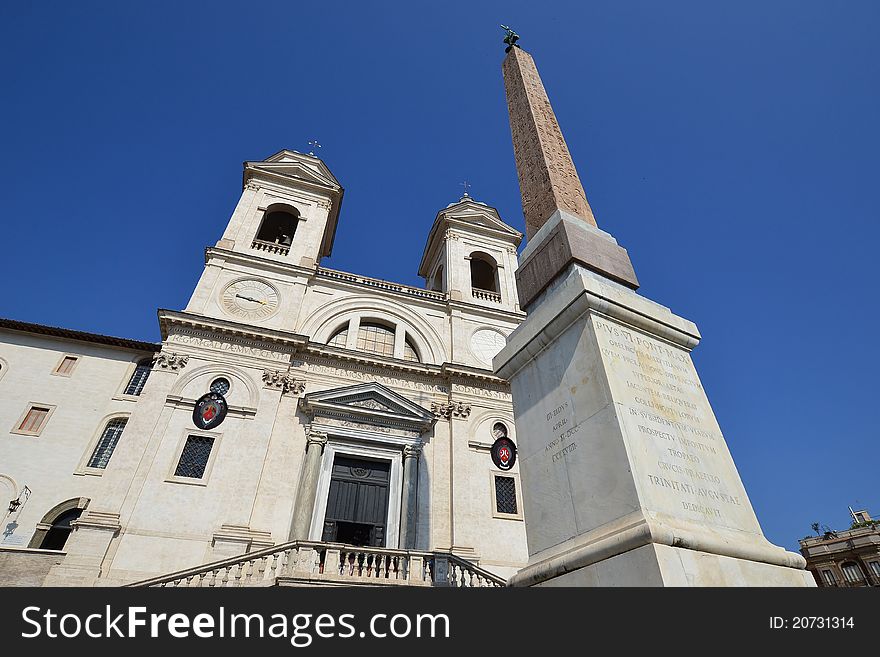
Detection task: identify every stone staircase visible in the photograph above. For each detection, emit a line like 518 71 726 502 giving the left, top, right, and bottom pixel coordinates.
127 540 506 588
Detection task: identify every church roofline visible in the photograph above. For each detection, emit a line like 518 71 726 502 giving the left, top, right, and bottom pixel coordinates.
0 317 160 353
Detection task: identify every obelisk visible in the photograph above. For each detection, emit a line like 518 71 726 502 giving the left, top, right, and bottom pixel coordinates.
493 37 813 586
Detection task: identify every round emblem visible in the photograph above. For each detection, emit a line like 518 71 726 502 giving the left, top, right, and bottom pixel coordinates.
193 392 228 430
491 436 517 471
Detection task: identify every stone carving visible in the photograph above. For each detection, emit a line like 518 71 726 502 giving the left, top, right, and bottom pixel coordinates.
262 369 306 396
304 426 328 447
431 401 472 420
348 398 393 411
168 328 293 363
153 353 189 371
403 444 423 458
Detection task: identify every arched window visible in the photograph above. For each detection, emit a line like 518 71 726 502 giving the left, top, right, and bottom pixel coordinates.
327 326 349 349
327 321 421 363
470 252 498 293
356 323 396 358
124 358 153 396
255 208 299 246
39 508 83 550
403 337 420 363
28 498 90 550
87 418 128 469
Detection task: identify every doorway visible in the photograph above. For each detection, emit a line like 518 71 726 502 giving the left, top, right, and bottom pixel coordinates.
321 455 390 547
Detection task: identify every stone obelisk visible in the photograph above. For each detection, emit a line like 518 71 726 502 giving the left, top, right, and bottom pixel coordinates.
493 42 813 586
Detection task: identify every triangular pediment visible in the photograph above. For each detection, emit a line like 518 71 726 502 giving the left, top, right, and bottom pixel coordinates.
300 382 436 431
246 150 341 191
418 199 523 277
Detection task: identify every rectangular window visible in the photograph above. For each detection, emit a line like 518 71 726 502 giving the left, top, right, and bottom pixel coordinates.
821 569 837 586
16 405 51 435
494 475 518 515
174 435 215 479
870 562 880 579
842 564 862 583
87 418 128 469
123 361 152 396
54 355 79 376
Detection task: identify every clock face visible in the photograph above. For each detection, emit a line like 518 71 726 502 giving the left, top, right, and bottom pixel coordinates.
471 329 507 365
221 279 280 321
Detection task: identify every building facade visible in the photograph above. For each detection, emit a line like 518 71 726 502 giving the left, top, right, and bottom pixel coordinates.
798 511 880 587
0 150 528 586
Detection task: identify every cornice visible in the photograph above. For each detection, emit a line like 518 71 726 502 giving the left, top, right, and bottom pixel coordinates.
205 246 317 278
157 309 309 350
157 311 511 388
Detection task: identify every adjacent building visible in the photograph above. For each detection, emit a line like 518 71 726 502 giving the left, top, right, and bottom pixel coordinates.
798 511 880 587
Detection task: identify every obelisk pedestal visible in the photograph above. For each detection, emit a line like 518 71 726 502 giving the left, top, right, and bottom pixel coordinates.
494 45 813 586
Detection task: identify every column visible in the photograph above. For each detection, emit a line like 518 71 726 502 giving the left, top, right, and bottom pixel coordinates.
289 428 327 541
398 444 422 549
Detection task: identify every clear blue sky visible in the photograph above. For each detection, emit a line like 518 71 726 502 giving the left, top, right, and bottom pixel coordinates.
1 2 877 552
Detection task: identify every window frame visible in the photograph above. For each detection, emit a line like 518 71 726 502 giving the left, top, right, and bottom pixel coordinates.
75 414 130 476
114 356 155 400
821 569 837 586
489 471 524 521
841 562 863 583
51 354 81 377
10 402 57 437
165 430 223 487
356 321 397 359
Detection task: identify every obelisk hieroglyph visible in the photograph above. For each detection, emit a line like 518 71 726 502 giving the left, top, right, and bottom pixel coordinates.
493 40 813 586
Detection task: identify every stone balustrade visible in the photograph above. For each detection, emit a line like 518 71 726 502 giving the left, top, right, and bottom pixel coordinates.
128 541 505 588
472 288 502 303
317 268 447 303
251 239 290 256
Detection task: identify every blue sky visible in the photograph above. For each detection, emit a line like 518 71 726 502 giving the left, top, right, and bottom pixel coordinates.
1 1 877 552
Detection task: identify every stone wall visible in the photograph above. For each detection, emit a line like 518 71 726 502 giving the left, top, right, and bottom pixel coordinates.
0 548 64 586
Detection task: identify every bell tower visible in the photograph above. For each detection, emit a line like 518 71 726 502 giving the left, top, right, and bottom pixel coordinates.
184 150 344 329
418 194 523 313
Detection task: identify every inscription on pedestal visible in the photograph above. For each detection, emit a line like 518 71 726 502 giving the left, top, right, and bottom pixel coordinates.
586 315 754 529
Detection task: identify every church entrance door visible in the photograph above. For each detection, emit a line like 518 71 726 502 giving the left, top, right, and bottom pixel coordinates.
320 455 390 547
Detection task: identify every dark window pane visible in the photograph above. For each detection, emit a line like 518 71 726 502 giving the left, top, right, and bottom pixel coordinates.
124 361 153 396
88 418 127 469
174 435 215 479
495 476 517 515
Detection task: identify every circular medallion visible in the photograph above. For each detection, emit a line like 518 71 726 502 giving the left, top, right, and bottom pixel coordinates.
193 392 228 430
470 329 507 365
491 436 517 471
221 279 280 321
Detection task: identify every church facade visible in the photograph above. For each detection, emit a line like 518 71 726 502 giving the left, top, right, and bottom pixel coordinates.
0 150 528 586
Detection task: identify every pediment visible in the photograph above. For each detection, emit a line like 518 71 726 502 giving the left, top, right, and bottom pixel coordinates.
418 199 523 276
300 382 435 432
247 160 340 191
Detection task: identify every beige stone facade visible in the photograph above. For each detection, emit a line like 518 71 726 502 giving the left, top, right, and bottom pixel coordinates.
0 150 528 586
